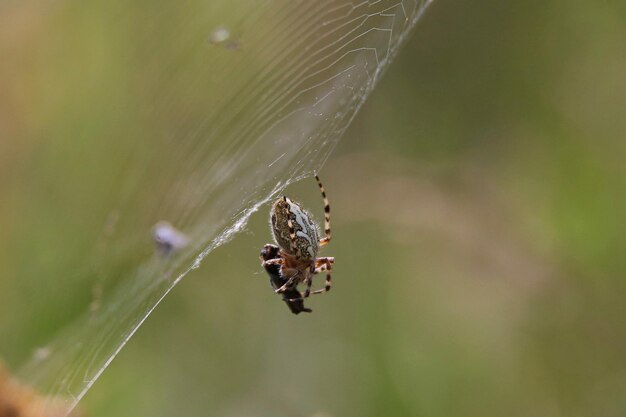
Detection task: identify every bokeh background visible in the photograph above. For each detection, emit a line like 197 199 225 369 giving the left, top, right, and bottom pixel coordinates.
2 1 626 416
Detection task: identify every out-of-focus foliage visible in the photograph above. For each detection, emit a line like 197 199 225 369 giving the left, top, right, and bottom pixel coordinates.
1 0 625 416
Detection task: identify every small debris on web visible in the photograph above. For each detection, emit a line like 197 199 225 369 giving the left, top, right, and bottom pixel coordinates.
208 25 241 50
153 221 189 255
0 362 82 417
32 348 51 362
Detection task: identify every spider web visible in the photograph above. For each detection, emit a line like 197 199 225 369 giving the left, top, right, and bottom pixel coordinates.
5 0 433 415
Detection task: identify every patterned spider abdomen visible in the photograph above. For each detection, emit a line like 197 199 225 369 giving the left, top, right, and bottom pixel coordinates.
270 197 320 260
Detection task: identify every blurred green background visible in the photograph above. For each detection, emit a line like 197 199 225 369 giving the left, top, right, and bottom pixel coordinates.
2 1 626 416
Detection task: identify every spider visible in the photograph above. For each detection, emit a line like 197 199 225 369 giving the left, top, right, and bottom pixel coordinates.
260 174 334 305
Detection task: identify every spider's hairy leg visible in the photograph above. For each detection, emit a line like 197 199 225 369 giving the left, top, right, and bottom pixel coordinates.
274 269 299 294
306 262 331 295
315 256 335 267
315 174 331 246
303 277 313 299
312 270 331 294
262 258 284 267
310 264 331 294
314 263 331 273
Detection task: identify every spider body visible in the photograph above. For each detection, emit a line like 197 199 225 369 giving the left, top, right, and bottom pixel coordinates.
260 175 334 308
260 243 312 314
271 197 320 260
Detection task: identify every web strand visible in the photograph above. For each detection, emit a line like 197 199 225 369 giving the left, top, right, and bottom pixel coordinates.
13 1 433 415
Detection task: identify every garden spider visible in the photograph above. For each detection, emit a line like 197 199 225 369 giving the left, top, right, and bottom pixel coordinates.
260 174 334 306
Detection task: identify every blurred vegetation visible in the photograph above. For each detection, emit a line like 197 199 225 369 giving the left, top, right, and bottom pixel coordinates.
2 1 626 417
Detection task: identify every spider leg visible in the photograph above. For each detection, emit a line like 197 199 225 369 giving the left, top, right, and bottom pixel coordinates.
311 269 332 294
315 174 331 246
274 270 299 294
315 256 334 267
305 263 332 295
314 263 331 274
302 276 313 299
262 258 284 267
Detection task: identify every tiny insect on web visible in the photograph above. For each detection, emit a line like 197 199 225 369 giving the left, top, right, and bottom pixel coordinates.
260 174 334 313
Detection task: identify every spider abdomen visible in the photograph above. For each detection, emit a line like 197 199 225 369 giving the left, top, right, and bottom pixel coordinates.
270 197 320 260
